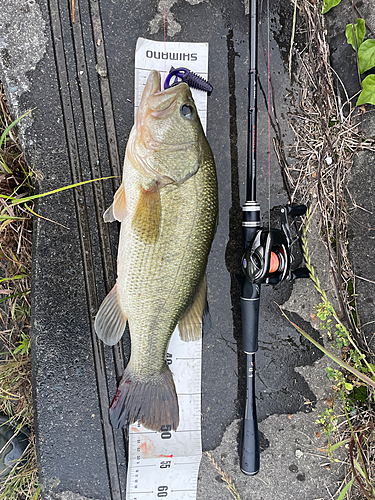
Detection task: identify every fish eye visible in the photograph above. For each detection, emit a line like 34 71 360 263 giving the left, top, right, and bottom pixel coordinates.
180 104 194 119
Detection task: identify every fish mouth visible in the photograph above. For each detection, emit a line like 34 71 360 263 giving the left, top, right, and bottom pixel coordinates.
147 82 190 115
131 71 198 185
142 74 196 153
137 71 191 137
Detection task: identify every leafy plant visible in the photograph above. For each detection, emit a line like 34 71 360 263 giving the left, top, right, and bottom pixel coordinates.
13 333 31 356
322 0 342 15
358 39 375 74
321 0 375 106
345 19 375 105
356 75 375 106
346 18 365 51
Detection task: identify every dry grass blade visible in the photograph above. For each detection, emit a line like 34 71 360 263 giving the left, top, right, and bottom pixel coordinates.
281 1 375 498
286 0 375 342
206 452 242 500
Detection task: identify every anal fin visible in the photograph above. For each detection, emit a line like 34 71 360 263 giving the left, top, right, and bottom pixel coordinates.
132 186 161 245
178 274 207 342
103 182 127 223
94 284 127 346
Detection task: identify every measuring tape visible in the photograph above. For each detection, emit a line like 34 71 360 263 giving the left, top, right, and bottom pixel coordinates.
127 332 202 499
127 38 209 499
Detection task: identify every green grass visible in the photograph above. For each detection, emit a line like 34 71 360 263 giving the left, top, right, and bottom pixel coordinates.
0 85 37 499
281 207 375 500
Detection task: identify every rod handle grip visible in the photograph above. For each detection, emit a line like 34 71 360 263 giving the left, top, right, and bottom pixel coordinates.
240 354 260 475
241 287 260 353
240 416 260 475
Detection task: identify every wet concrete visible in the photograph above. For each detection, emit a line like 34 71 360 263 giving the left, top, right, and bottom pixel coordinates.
0 0 363 498
347 113 375 356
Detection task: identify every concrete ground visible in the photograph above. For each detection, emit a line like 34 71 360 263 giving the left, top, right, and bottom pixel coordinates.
0 0 373 498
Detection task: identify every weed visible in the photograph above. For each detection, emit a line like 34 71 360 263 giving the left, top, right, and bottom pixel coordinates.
282 6 375 493
0 434 39 500
0 84 115 499
0 83 37 499
206 452 242 500
281 206 375 499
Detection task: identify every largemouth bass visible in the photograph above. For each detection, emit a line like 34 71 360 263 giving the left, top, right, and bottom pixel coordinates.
94 70 218 431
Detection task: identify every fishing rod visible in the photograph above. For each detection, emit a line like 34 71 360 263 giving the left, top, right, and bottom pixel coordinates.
239 0 309 475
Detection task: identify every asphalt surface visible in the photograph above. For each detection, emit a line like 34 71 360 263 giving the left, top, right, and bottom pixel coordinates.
0 0 373 498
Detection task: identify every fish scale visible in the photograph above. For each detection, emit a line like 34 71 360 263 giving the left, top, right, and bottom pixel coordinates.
120 157 216 378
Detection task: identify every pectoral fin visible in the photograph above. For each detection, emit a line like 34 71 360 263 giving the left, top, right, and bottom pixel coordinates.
103 182 127 223
131 187 161 245
94 284 127 346
178 275 207 342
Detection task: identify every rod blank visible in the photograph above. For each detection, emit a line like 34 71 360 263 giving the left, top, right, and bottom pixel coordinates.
240 0 260 476
246 0 258 203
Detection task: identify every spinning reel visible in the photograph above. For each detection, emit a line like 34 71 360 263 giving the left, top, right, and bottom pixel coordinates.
242 204 309 286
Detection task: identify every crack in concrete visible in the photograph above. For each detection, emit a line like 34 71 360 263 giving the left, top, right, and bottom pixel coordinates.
150 0 206 37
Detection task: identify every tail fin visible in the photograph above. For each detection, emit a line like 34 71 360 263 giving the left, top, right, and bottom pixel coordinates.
109 366 179 431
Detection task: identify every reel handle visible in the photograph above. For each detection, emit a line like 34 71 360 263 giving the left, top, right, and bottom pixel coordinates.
287 204 307 217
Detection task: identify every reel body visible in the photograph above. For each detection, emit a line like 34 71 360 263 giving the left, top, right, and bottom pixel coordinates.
241 205 309 286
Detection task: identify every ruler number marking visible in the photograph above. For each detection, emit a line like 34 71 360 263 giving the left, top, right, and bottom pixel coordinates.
157 485 168 497
161 424 172 439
